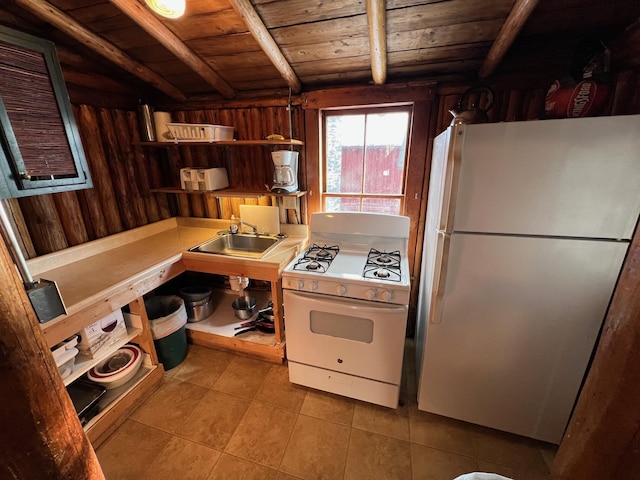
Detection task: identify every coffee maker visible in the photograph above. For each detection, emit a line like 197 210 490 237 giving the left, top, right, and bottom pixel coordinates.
271 150 299 194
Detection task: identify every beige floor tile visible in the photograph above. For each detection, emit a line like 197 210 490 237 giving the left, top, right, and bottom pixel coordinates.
172 345 235 388
131 377 208 433
344 429 411 480
411 443 479 480
140 436 221 480
409 409 478 457
96 420 171 480
477 461 551 480
472 429 550 474
255 363 308 412
208 453 278 480
212 355 272 398
276 472 305 480
225 401 297 469
352 400 410 441
300 390 355 426
280 415 350 480
180 389 251 450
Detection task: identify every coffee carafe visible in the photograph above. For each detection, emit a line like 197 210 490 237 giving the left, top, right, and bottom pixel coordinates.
271 150 299 194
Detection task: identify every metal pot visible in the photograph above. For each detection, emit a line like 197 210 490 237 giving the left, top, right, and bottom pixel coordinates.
179 286 213 322
449 86 494 126
232 296 257 320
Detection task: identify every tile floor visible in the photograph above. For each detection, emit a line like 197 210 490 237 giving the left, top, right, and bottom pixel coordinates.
96 341 557 480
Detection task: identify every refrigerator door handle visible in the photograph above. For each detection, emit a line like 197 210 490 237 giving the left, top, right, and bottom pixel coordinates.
430 231 451 324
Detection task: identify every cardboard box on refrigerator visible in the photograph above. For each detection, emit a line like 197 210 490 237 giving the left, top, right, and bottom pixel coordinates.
77 309 128 358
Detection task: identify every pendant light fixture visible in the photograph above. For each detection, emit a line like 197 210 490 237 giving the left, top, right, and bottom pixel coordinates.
145 0 185 19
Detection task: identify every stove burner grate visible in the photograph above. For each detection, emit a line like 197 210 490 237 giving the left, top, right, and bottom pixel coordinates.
305 244 339 261
363 249 402 282
293 258 330 272
292 244 339 273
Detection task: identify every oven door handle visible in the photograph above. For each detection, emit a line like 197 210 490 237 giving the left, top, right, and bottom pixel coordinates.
286 290 407 315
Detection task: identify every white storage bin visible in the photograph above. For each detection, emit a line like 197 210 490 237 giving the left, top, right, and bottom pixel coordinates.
180 167 229 191
55 346 79 379
51 334 78 362
167 123 234 142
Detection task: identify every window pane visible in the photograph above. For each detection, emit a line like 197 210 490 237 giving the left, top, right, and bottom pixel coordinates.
364 113 408 195
322 108 410 214
325 197 361 212
325 115 364 194
362 198 401 215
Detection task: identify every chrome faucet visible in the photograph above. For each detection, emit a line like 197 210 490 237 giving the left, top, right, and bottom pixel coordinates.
240 220 258 234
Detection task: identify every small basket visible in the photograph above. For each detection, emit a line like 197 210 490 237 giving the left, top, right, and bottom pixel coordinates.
166 123 234 142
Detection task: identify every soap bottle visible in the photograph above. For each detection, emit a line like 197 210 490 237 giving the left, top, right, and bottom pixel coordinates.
230 214 239 234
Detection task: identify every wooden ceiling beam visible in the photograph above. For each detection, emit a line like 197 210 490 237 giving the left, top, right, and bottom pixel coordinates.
228 0 302 94
109 0 235 99
478 0 540 78
15 0 187 102
366 0 387 85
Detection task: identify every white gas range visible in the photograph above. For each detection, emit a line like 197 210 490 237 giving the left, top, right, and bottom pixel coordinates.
283 212 410 408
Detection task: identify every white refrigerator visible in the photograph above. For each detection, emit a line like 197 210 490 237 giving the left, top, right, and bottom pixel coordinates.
415 114 640 444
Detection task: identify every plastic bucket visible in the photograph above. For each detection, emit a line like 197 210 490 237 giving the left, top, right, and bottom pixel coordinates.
145 295 188 370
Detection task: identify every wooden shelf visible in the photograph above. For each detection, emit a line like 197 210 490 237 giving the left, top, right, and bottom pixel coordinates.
150 187 307 198
135 139 303 147
63 325 143 386
85 363 164 447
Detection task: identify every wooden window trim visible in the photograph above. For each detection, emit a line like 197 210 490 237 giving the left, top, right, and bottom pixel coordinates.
321 105 412 215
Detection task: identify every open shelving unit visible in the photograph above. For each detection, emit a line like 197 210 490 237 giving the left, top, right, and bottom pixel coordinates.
62 325 143 386
133 139 303 147
149 187 307 198
44 299 166 448
137 137 306 219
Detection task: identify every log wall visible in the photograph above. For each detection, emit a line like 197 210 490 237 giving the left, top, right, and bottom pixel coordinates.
14 103 304 258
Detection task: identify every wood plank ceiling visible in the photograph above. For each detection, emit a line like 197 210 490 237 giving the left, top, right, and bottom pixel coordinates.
0 0 639 104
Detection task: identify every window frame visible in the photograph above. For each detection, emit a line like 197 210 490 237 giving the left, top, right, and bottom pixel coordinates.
320 105 412 215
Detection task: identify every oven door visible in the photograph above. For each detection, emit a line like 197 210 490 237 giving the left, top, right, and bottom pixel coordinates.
284 290 408 385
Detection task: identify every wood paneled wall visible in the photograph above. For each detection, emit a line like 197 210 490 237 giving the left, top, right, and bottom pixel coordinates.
13 103 304 258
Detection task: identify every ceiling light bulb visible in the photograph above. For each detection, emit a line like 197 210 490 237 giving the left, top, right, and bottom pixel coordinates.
145 0 185 19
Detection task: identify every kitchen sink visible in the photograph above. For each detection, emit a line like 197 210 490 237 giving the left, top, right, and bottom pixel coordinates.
189 232 282 259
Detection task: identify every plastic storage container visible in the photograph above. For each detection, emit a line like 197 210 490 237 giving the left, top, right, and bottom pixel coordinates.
145 295 188 370
166 123 234 142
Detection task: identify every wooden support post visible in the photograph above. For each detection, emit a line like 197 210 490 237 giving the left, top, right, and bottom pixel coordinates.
366 0 387 85
228 0 302 94
478 0 540 78
0 238 104 478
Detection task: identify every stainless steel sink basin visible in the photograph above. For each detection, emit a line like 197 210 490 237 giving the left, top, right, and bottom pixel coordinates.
190 233 282 259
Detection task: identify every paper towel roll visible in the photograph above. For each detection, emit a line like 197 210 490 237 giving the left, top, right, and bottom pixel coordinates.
153 111 172 142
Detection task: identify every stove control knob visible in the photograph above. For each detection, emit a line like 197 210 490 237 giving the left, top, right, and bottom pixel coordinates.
311 281 319 291
336 285 347 296
380 290 393 302
365 289 376 300
297 280 305 290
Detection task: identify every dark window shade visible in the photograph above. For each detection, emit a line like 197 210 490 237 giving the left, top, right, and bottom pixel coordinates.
0 41 78 177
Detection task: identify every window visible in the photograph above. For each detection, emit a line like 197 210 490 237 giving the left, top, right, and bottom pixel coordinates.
322 107 410 215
